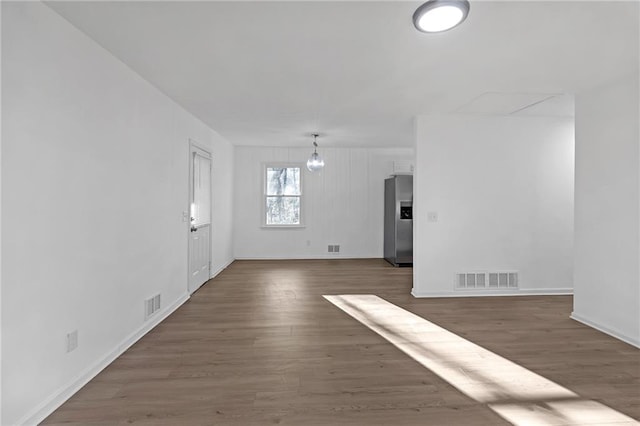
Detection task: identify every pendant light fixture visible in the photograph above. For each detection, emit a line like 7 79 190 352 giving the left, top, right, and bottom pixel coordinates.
306 134 325 172
413 0 470 33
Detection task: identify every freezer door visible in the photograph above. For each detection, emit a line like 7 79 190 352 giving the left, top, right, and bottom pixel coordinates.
396 200 413 264
384 175 413 266
384 177 397 264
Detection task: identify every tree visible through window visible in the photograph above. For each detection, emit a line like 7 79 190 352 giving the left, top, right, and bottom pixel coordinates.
265 166 302 225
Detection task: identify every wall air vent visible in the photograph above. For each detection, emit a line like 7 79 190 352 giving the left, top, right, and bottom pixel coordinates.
456 272 518 290
144 294 161 320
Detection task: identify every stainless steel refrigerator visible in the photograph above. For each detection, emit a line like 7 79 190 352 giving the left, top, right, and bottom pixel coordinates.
384 175 413 266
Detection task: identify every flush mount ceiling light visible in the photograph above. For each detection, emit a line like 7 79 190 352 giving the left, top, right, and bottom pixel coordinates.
413 0 470 33
306 134 325 172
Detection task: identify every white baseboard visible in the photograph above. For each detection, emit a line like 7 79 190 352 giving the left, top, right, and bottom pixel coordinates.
570 312 640 348
411 288 573 298
234 255 380 260
209 257 234 279
19 293 190 426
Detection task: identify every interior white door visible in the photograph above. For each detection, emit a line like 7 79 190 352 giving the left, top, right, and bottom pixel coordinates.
188 145 212 294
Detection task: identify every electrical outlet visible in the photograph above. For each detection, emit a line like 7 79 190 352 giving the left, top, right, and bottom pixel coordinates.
67 330 78 353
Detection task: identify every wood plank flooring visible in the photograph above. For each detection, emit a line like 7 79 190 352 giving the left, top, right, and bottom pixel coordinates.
43 259 640 425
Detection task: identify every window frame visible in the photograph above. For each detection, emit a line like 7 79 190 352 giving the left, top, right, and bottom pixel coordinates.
262 163 305 228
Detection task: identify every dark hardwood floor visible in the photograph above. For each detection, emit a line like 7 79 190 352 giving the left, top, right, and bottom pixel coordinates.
43 259 639 425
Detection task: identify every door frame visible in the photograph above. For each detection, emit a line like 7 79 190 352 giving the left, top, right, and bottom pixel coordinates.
187 139 213 294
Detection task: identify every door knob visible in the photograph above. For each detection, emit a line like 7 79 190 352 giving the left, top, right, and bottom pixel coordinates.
190 225 197 232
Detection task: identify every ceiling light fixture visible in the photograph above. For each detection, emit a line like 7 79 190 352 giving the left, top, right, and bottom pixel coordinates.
306 134 325 172
413 0 470 33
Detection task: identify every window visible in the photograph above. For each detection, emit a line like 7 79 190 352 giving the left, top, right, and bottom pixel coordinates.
191 151 211 227
264 165 302 226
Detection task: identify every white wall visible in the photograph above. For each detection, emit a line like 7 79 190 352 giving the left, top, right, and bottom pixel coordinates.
233 146 413 259
573 72 640 347
1 3 234 424
0 3 3 422
210 137 235 276
413 115 574 297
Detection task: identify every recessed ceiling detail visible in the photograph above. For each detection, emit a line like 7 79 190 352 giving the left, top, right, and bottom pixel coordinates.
455 92 567 116
512 94 575 118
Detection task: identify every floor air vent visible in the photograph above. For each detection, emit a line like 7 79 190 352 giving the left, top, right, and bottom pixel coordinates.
456 272 518 290
145 294 161 320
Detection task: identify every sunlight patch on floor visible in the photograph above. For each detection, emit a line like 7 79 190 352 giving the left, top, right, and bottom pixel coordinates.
324 294 639 426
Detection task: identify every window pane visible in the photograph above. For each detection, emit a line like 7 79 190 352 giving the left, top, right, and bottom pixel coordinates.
192 153 211 226
266 167 300 195
266 196 300 225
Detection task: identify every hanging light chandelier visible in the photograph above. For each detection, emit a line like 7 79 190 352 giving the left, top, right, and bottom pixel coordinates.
306 133 325 172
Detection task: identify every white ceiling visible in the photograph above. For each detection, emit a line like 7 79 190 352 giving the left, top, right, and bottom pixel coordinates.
47 1 639 148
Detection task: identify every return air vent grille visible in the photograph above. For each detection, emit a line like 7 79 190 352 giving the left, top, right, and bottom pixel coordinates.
145 294 161 320
456 272 518 290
